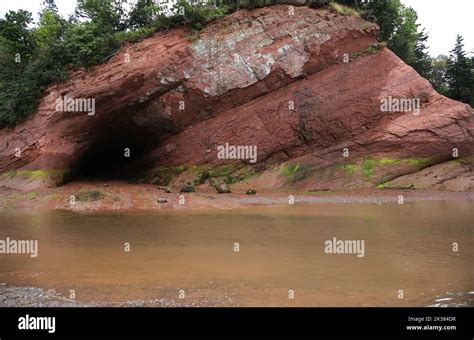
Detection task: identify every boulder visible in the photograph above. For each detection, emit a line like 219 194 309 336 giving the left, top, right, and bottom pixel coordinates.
214 182 231 194
180 182 196 193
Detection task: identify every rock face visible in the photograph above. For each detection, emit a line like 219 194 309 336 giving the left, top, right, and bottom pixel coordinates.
0 5 472 191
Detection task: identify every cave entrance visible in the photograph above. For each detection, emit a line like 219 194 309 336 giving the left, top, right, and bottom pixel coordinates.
70 119 157 182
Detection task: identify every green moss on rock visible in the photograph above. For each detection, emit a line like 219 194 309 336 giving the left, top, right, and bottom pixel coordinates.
377 157 431 167
151 164 255 186
362 158 375 178
281 164 301 177
8 192 38 200
342 163 355 176
351 42 387 59
1 169 70 186
74 191 104 202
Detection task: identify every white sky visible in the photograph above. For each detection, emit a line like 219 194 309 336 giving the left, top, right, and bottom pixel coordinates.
400 0 473 57
0 0 472 57
0 0 78 22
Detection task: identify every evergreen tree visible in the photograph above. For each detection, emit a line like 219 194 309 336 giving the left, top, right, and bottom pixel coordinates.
411 28 432 78
362 0 403 43
389 7 418 66
446 35 473 105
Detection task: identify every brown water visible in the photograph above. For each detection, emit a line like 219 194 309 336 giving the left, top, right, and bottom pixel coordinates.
0 200 472 306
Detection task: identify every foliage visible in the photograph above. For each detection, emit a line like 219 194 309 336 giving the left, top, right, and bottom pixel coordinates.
62 21 118 66
348 1 472 103
389 7 427 74
0 45 69 126
0 0 472 128
128 0 161 29
362 158 375 178
115 27 155 44
445 35 473 105
342 163 355 176
429 55 449 96
0 8 70 127
351 42 387 58
213 0 276 10
36 2 69 48
363 0 403 44
281 164 301 177
0 10 36 61
74 0 128 33
171 0 227 30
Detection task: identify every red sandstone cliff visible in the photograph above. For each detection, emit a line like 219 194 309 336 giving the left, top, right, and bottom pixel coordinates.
0 5 472 191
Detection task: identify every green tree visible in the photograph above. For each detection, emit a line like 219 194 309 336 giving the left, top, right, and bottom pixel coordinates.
363 0 403 43
365 3 432 79
428 55 449 96
75 0 128 32
39 0 59 14
0 44 68 127
0 10 36 61
0 10 39 127
446 35 472 105
36 7 69 48
128 0 161 29
410 28 432 79
171 0 226 30
389 7 418 65
62 21 118 67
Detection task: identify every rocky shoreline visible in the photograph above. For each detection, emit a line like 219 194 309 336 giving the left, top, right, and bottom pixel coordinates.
0 283 191 307
1 181 473 212
1 283 472 307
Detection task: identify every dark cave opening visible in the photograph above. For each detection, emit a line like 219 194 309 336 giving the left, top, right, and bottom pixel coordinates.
70 120 158 182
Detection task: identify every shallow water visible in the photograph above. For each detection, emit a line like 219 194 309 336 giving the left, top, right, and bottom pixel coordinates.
0 200 472 306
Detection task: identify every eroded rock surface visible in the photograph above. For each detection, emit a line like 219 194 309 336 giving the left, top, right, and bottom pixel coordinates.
0 5 472 191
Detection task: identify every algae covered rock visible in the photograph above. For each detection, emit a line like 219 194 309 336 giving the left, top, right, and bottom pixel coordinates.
214 182 231 194
180 182 196 193
74 191 104 202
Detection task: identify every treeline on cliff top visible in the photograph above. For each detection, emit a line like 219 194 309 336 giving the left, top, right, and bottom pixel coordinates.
0 0 472 128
